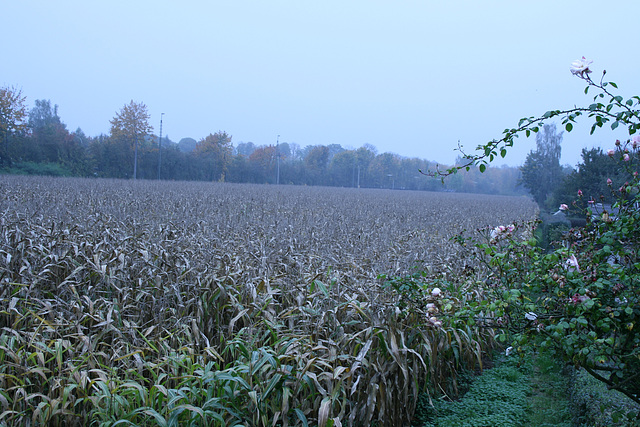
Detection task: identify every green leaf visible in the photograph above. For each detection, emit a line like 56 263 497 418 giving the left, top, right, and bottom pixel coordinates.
610 81 618 88
565 123 573 132
294 409 309 427
262 373 283 399
314 280 329 297
584 86 589 94
479 164 486 173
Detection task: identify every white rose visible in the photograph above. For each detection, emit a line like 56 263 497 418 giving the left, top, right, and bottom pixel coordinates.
570 56 593 77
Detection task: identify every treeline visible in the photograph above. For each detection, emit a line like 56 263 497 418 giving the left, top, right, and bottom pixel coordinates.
0 95 525 195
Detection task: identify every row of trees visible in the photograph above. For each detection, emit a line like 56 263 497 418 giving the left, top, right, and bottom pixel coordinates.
0 86 526 195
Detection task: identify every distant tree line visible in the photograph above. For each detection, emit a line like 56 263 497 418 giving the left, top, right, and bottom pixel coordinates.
0 88 526 195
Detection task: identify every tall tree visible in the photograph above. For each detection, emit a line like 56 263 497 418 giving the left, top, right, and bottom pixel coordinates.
109 100 153 180
249 145 277 183
304 145 330 185
0 85 28 166
368 152 401 189
354 145 377 188
27 99 70 163
235 141 256 157
194 131 233 181
177 137 197 153
520 123 564 208
329 150 357 187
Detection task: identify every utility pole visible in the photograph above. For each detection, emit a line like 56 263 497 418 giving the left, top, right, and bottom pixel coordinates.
157 113 164 180
276 134 280 185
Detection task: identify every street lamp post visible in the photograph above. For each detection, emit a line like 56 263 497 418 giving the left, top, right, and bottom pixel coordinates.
157 113 164 180
276 135 280 185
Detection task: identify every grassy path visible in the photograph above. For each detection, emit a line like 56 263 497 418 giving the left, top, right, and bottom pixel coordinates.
416 351 573 427
416 349 640 426
526 353 572 426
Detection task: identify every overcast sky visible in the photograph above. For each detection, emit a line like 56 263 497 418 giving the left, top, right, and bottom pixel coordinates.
4 1 640 167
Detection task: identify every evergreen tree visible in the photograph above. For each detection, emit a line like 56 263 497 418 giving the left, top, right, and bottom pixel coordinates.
520 123 565 208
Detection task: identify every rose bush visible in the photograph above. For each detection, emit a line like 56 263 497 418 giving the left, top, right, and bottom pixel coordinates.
449 59 640 410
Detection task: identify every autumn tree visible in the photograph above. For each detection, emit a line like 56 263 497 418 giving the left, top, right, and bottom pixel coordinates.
109 100 153 179
248 145 276 183
0 85 28 166
194 131 233 181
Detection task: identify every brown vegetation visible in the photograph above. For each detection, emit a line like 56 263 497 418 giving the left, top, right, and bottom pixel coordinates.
0 176 537 426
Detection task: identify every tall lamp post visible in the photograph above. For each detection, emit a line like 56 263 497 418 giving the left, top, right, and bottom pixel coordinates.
276 134 280 185
157 113 164 180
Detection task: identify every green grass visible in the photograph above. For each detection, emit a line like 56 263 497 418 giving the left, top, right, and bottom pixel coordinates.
414 350 574 427
416 354 531 427
527 352 572 427
568 366 640 426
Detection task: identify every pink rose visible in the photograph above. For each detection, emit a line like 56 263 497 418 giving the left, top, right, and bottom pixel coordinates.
559 204 569 211
577 190 583 197
632 135 640 149
624 153 630 162
607 149 615 157
607 178 612 185
571 294 589 305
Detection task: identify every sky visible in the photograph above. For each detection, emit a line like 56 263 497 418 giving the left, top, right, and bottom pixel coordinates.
4 0 640 167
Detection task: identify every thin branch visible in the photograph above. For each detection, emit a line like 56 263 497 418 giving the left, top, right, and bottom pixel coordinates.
583 365 640 406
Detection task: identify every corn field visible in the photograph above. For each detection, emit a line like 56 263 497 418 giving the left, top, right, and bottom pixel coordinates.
0 175 537 426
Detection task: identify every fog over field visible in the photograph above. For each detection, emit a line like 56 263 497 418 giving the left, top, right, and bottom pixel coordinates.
4 1 640 167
